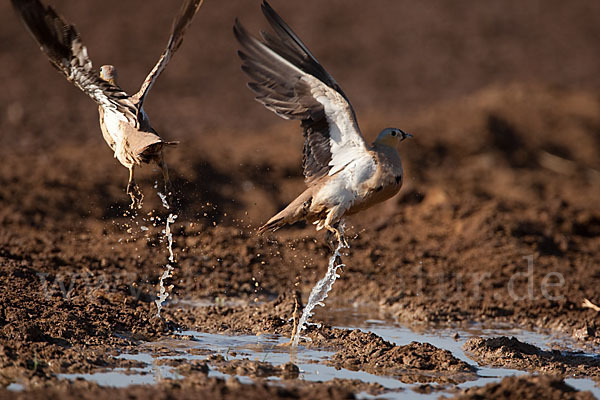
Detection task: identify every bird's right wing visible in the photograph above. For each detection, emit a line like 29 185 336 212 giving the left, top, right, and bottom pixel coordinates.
132 0 204 106
235 1 371 184
12 0 138 125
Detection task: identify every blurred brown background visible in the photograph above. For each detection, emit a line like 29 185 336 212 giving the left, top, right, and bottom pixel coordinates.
1 0 599 228
2 0 600 148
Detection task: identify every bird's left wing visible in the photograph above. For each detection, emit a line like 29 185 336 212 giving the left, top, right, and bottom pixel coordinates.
12 0 138 126
235 1 371 184
132 0 204 106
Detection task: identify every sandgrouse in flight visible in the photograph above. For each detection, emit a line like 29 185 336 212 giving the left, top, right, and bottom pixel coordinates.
12 0 204 207
235 1 412 246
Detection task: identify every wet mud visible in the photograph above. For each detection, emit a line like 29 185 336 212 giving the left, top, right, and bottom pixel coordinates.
464 336 600 381
451 374 596 400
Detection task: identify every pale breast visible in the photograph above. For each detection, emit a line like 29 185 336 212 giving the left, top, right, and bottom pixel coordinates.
98 107 115 150
312 154 377 210
98 106 135 167
347 147 404 215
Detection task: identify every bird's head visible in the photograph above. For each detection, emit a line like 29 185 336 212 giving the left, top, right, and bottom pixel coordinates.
99 65 118 85
374 128 412 148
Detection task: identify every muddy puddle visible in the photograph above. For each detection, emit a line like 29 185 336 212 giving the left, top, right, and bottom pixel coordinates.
44 303 600 399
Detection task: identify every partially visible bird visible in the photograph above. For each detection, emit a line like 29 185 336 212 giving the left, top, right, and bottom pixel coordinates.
12 0 204 208
234 1 412 246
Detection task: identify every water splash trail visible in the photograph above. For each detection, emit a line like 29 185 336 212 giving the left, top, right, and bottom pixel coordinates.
157 191 170 210
292 224 347 347
155 263 173 318
155 184 177 317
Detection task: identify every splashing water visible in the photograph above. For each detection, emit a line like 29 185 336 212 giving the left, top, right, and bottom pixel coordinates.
292 224 347 347
155 184 177 317
155 213 178 316
156 186 170 210
164 213 177 263
155 264 173 317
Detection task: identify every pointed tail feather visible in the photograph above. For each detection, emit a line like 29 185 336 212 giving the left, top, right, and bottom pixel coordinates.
257 216 285 234
257 188 315 235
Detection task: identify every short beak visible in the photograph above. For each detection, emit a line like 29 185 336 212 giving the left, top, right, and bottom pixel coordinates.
402 133 413 141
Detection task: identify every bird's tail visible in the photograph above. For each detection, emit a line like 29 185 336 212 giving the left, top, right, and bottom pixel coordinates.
257 188 315 235
257 216 286 234
163 140 180 147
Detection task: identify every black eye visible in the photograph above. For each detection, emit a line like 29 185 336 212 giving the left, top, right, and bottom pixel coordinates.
391 131 397 136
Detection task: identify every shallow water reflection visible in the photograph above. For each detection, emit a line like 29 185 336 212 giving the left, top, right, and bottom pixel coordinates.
54 303 599 399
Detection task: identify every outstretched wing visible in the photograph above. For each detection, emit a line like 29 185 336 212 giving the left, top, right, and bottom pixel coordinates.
11 0 138 126
132 0 204 106
235 1 370 184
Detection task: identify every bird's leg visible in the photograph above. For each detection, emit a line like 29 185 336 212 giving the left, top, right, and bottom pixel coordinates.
126 166 143 209
322 211 349 249
324 228 347 251
333 225 349 249
324 223 345 274
158 152 172 194
324 229 337 252
286 295 300 345
157 152 173 208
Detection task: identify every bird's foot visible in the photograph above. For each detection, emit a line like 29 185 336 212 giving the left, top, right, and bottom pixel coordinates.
127 182 144 210
336 231 349 249
324 226 349 250
325 231 336 252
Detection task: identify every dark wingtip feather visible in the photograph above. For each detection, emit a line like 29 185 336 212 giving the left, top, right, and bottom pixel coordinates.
233 18 254 52
260 0 295 42
169 0 204 53
233 18 249 41
261 0 284 35
237 50 249 61
233 17 241 34
261 1 276 19
12 0 79 70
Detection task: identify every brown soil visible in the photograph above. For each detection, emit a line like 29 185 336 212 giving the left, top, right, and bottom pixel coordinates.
4 379 357 400
450 374 597 400
1 0 600 398
464 336 600 381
